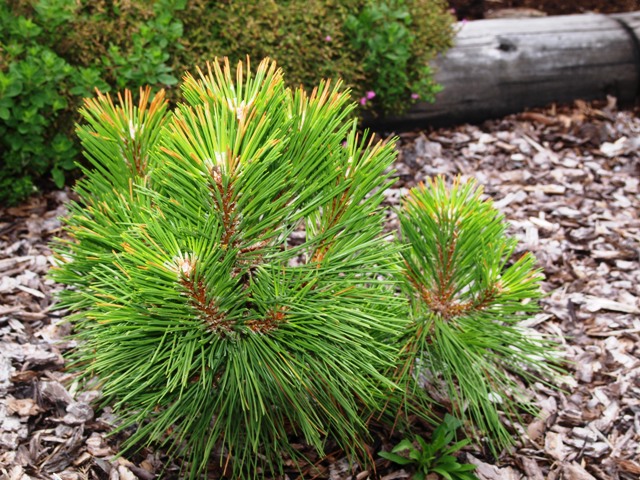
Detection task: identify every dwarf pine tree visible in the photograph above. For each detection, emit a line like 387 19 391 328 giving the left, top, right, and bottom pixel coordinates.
53 58 406 477
395 177 560 451
52 57 559 478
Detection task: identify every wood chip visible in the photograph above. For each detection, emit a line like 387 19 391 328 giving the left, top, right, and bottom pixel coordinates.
466 454 521 479
617 459 640 474
6 398 42 417
15 285 45 299
0 256 33 272
85 433 113 457
523 184 567 194
545 431 569 461
575 295 640 314
563 462 597 480
592 249 636 260
519 111 557 125
520 456 545 480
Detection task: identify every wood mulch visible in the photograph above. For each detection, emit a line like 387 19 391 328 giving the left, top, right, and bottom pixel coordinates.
1 96 639 479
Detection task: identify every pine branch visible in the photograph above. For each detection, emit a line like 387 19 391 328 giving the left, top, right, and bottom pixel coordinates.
397 176 562 452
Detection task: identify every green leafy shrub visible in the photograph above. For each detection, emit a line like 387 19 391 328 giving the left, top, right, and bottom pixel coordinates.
52 58 559 478
345 0 449 113
177 0 454 115
0 3 79 202
0 0 184 205
1 0 453 205
380 414 479 480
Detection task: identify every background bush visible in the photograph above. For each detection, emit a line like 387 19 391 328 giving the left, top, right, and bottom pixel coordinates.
0 0 454 206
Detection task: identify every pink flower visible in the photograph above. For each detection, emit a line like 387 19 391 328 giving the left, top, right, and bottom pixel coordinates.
359 97 367 106
365 90 376 100
461 18 468 25
449 8 456 14
324 35 332 42
411 93 420 100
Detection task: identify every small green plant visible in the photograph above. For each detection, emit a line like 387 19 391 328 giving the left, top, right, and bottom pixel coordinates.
380 414 479 480
52 58 406 479
345 0 450 113
52 58 558 478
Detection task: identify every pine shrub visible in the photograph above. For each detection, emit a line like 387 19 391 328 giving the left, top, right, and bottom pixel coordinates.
53 58 406 478
52 58 559 478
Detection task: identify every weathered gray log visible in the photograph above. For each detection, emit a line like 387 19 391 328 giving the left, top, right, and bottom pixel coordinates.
367 11 640 128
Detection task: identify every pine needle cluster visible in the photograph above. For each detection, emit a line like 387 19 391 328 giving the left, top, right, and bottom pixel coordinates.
51 58 560 478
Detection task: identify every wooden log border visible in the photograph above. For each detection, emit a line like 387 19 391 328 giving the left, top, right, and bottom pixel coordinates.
365 12 640 129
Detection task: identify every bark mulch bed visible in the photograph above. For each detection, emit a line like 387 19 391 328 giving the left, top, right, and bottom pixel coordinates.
1 97 639 479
